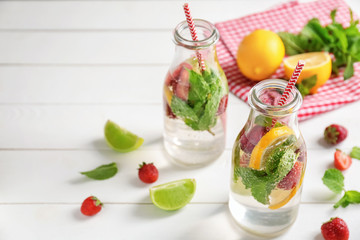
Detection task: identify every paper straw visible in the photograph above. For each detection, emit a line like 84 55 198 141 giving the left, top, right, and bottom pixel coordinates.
278 60 305 106
271 60 305 126
183 3 206 72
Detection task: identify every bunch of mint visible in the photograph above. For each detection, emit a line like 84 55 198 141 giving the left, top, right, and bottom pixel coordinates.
322 168 360 208
170 69 224 133
234 136 297 204
278 9 360 81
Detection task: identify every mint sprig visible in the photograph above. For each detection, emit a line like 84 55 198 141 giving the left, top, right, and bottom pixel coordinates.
170 69 224 132
322 168 360 208
81 162 118 180
350 146 360 160
234 138 297 205
278 8 360 80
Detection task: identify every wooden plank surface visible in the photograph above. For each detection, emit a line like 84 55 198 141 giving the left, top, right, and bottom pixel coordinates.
0 0 359 239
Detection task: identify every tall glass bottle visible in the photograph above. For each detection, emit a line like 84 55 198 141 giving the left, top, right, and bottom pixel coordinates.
163 19 228 166
229 79 307 237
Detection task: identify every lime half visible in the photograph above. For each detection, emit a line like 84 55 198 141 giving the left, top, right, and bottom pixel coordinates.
150 179 196 211
104 120 144 153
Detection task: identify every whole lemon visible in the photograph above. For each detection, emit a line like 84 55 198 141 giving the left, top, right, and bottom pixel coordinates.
236 29 285 81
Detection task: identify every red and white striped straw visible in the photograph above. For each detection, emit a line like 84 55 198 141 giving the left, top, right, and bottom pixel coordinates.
183 3 206 72
271 60 305 126
278 60 305 106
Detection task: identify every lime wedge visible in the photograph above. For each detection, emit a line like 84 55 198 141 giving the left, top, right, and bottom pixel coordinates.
104 120 144 153
150 179 196 211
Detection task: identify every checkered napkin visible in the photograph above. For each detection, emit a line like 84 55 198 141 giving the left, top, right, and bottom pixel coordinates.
215 0 360 121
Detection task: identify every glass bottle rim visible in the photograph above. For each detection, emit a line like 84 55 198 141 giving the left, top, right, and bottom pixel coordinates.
247 79 303 117
173 19 219 49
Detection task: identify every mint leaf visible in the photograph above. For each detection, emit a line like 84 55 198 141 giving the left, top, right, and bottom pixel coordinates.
171 96 198 122
265 135 296 175
251 183 274 205
170 69 224 132
255 115 272 127
296 75 317 97
327 23 348 52
330 9 337 23
334 190 360 208
334 194 349 208
343 56 354 80
187 70 210 105
322 168 344 194
81 162 118 180
277 32 307 55
301 18 333 46
350 146 360 160
234 147 297 205
197 80 222 130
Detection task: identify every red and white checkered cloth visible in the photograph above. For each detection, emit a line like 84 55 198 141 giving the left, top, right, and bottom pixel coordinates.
215 0 360 121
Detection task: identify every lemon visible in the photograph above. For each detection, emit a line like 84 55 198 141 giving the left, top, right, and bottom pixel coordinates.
249 126 294 170
163 84 172 105
268 174 304 210
150 179 196 211
104 120 144 153
284 52 332 94
236 29 285 81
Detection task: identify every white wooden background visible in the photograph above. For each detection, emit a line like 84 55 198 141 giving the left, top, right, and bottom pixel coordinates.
1 0 360 239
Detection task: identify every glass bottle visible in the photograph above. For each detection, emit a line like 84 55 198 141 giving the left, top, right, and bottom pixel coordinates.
163 19 228 166
229 79 307 237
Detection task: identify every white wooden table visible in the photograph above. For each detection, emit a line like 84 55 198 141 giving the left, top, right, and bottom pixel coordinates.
1 0 360 239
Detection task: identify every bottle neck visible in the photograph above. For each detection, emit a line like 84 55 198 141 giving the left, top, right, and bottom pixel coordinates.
247 79 302 118
173 19 219 50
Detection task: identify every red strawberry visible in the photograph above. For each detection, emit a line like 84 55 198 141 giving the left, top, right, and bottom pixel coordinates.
165 102 176 119
138 162 159 184
334 149 352 171
277 162 303 190
324 124 348 145
174 68 190 101
80 196 103 216
321 217 349 240
240 125 267 153
216 94 228 116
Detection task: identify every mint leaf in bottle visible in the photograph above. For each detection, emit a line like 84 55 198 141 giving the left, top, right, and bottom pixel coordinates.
81 162 118 180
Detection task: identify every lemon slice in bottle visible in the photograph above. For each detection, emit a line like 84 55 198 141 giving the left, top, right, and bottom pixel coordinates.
104 120 144 153
249 126 294 170
268 174 304 210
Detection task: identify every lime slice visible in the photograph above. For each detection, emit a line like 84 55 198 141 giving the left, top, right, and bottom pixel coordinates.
104 120 144 153
150 179 196 211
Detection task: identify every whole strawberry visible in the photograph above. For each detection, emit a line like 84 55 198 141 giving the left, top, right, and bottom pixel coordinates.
321 217 349 240
81 196 103 216
324 124 348 145
138 162 159 184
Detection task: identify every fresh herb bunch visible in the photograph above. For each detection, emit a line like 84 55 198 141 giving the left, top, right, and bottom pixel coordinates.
170 69 225 133
278 9 360 80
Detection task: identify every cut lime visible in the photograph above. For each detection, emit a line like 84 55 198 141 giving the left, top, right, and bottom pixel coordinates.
150 179 196 211
104 120 144 153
